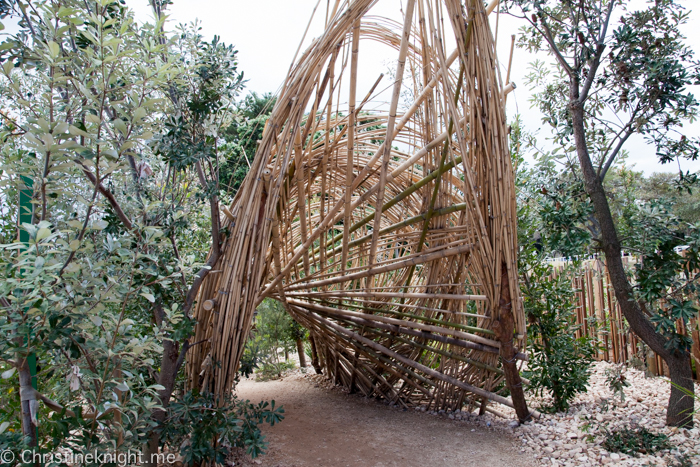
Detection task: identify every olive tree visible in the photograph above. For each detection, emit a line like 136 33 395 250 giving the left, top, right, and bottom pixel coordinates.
0 0 261 460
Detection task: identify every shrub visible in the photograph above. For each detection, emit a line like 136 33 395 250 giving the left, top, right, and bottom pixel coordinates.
257 361 296 381
159 391 285 464
242 299 302 379
522 264 597 412
240 337 264 378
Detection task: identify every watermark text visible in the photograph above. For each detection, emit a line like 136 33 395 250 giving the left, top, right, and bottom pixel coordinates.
0 448 177 465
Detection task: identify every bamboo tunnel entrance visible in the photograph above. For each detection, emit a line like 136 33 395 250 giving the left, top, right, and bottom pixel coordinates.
187 0 532 420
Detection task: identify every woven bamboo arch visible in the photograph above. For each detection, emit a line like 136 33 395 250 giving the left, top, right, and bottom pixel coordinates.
188 0 532 420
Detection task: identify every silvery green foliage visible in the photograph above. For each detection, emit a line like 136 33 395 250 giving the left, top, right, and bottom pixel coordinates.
0 0 243 458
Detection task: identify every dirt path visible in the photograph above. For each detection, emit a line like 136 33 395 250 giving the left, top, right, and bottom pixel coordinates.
234 371 534 467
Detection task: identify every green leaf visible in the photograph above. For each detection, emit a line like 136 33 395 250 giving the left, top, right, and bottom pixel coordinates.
102 149 118 160
92 220 109 230
133 107 147 121
113 118 127 136
69 125 90 138
2 59 13 75
47 41 60 59
141 293 155 303
36 227 51 241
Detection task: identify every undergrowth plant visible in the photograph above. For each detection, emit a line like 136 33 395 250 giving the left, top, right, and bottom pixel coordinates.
521 263 598 412
602 426 672 456
159 391 284 463
605 365 630 402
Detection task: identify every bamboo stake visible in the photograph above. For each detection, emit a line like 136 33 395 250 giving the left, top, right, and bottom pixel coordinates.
341 18 361 273
368 0 417 275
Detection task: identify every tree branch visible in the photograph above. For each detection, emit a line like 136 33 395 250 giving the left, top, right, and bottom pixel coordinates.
531 15 574 77
599 127 634 182
29 387 118 420
15 0 38 40
77 161 134 231
579 0 615 102
182 161 221 316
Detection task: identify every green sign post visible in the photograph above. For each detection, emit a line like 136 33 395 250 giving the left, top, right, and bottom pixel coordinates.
19 176 38 443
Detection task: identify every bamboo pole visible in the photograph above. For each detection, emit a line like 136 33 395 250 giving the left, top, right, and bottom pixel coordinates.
341 18 361 273
368 0 417 275
310 311 526 410
187 0 530 417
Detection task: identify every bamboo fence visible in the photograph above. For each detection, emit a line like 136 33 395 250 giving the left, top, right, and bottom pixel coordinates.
551 257 700 381
187 0 532 417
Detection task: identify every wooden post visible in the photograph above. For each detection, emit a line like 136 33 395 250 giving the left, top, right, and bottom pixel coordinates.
691 318 700 381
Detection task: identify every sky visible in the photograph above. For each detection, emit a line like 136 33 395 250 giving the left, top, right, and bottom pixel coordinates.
122 0 700 177
10 0 700 175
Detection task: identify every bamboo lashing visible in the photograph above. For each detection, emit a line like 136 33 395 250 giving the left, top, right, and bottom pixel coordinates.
187 0 532 419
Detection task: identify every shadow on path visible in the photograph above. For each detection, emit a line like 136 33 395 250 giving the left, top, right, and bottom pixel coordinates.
234 371 534 467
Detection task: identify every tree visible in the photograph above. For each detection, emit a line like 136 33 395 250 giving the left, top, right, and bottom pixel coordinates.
246 299 298 378
290 321 308 368
507 0 700 426
220 92 276 195
0 0 283 462
638 172 700 223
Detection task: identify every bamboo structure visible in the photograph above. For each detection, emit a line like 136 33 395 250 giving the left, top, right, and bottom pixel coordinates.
187 0 531 418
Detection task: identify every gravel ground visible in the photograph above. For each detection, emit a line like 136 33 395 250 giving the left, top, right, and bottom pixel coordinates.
511 361 699 467
228 360 699 466
407 361 700 467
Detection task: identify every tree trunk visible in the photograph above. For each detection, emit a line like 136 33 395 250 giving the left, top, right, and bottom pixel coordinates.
309 334 322 374
144 328 186 465
666 354 694 427
494 262 531 423
296 338 307 367
569 92 694 427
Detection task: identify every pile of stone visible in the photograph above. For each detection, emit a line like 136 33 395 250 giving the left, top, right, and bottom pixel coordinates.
511 361 698 466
